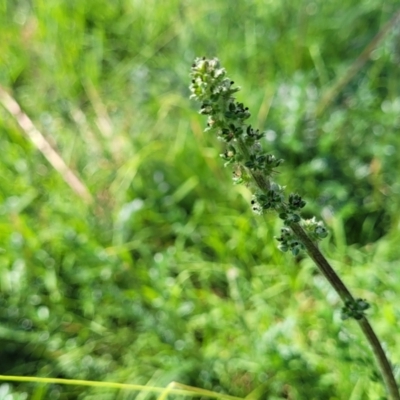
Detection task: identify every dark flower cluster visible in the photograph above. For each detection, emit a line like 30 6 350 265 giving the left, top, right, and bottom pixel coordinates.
190 57 328 253
341 298 370 320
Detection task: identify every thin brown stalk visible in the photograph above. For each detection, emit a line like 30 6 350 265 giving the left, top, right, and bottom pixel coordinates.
0 86 93 204
290 222 400 400
316 9 400 117
190 56 400 399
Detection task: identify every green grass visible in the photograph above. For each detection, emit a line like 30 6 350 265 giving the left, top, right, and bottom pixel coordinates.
1 0 400 399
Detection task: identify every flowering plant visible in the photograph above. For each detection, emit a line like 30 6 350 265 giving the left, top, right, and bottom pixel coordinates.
190 57 399 399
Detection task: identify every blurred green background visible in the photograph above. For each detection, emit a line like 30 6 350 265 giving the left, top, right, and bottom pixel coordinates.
1 0 400 399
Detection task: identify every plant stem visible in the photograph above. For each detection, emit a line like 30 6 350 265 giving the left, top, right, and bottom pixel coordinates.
237 86 400 400
238 129 399 399
190 57 399 398
290 222 400 400
359 319 400 400
289 223 352 302
237 138 270 191
238 139 400 400
238 138 400 399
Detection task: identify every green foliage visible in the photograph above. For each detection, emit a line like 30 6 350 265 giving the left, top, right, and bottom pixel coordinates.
1 0 400 399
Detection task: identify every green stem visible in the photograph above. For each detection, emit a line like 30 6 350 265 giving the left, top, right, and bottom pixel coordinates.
289 222 352 302
237 138 270 191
